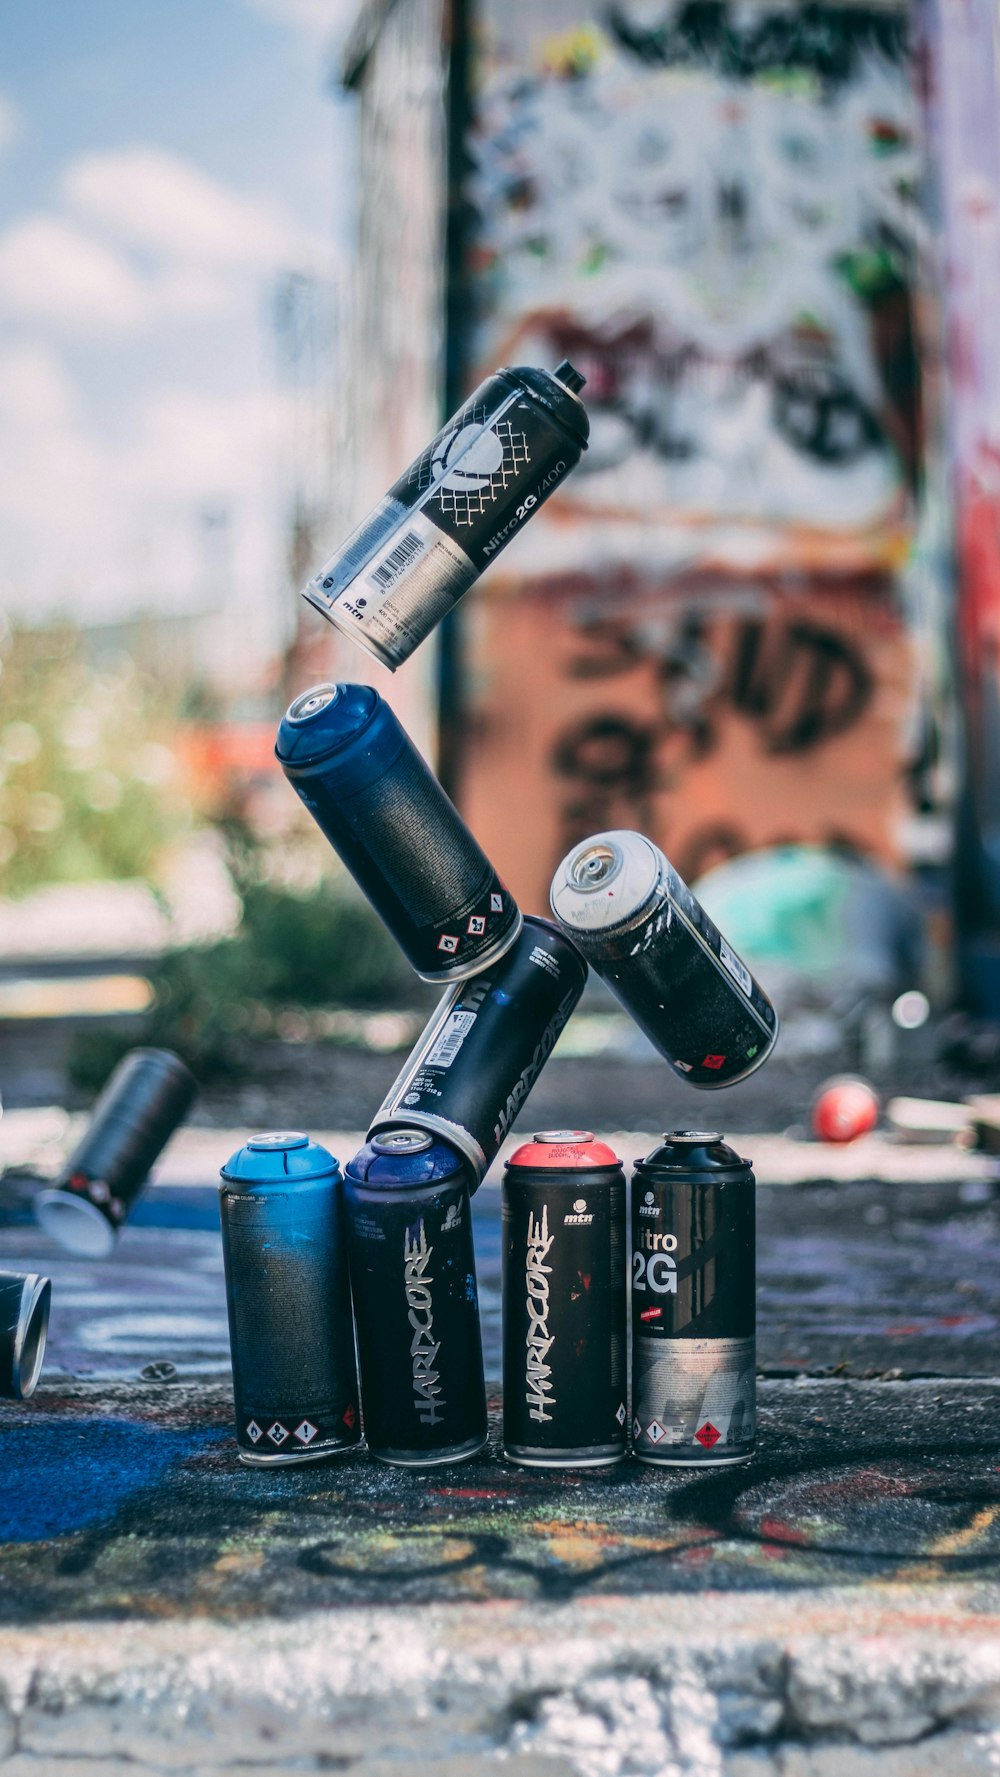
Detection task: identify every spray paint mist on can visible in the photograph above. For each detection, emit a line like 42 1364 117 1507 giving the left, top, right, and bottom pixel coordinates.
369 916 588 1183
219 1133 361 1466
0 1273 51 1400
36 1048 197 1256
631 1131 755 1467
276 683 521 984
344 1130 487 1467
550 831 777 1088
502 1132 626 1468
302 363 589 671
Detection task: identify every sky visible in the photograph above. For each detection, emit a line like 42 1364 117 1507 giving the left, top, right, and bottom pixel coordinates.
0 0 357 635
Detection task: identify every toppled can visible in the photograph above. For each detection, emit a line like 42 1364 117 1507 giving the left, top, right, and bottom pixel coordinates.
550 831 777 1087
0 1272 51 1400
276 683 521 984
368 915 588 1183
302 362 589 670
502 1132 626 1468
36 1048 197 1256
631 1131 755 1467
344 1130 487 1467
219 1132 361 1466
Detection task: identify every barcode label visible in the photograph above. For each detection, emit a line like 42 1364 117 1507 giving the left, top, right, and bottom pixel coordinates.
425 1009 477 1069
369 529 426 590
719 937 752 997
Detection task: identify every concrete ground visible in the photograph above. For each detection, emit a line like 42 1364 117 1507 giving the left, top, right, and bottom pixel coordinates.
1 1118 1000 1775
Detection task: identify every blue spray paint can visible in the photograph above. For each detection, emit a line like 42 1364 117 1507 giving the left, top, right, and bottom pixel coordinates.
275 683 521 983
344 1130 487 1467
219 1132 361 1466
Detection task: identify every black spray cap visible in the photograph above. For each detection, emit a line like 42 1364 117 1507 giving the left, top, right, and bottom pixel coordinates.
554 359 586 394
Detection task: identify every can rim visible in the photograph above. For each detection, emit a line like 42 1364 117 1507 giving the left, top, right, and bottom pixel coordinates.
35 1188 116 1257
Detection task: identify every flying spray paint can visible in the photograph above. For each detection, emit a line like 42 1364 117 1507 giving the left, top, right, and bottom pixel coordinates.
502 1132 626 1468
343 1131 487 1467
550 831 777 1087
276 683 521 983
368 917 588 1183
301 363 589 671
631 1132 755 1466
36 1048 197 1256
0 1273 51 1400
219 1133 361 1466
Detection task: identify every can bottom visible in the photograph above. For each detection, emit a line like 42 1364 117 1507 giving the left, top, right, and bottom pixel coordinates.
371 1432 488 1469
238 1440 362 1469
634 1450 754 1469
504 1445 626 1470
367 1110 486 1181
300 590 402 672
413 910 524 985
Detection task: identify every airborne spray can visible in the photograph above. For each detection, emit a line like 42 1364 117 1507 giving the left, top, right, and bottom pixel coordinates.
502 1132 626 1468
344 1131 487 1467
219 1133 361 1466
368 917 588 1183
302 363 589 670
550 831 777 1088
631 1132 755 1467
276 684 521 984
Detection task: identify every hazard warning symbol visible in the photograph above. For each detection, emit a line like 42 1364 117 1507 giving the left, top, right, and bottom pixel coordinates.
645 1420 666 1444
695 1421 721 1449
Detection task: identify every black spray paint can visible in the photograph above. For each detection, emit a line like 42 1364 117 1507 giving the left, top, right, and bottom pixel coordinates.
302 362 589 670
368 916 588 1183
631 1131 755 1466
344 1131 487 1467
219 1133 361 1466
502 1132 627 1468
0 1272 51 1400
36 1048 197 1257
276 683 521 983
550 831 777 1088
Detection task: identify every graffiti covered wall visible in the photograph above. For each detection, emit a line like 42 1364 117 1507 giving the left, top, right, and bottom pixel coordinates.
459 1 925 909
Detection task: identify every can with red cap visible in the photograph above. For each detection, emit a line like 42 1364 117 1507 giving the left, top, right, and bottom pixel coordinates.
502 1131 626 1467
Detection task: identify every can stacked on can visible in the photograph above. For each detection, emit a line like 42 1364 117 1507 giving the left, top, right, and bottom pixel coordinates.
503 1132 627 1467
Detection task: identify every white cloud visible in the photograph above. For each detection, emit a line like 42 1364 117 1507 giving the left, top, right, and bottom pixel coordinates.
241 0 353 47
0 96 20 154
0 216 147 331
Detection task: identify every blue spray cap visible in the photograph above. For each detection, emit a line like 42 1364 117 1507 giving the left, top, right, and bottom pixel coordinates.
220 1131 341 1185
274 683 379 769
345 1129 468 1190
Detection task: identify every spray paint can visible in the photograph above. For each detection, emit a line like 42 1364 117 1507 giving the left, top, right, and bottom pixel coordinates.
36 1048 197 1257
0 1273 51 1400
302 362 589 671
631 1131 755 1467
369 916 588 1183
550 831 777 1088
343 1130 487 1467
502 1132 626 1468
276 683 521 983
219 1132 361 1466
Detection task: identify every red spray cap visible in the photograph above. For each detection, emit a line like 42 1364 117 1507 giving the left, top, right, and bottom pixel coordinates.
506 1130 621 1170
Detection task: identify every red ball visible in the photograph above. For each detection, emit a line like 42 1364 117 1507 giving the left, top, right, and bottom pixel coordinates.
811 1077 880 1144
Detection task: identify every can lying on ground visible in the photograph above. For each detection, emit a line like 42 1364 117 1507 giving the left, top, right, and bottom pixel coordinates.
302 362 589 670
549 831 777 1088
502 1132 626 1469
630 1131 755 1467
218 1132 361 1467
0 1272 51 1400
276 683 521 984
344 1130 487 1468
368 915 588 1183
36 1048 197 1257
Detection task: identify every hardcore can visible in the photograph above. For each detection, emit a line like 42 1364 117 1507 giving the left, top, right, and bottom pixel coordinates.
302 362 589 670
36 1048 197 1256
502 1132 626 1468
0 1272 51 1400
343 1130 487 1467
631 1131 755 1467
368 916 588 1183
276 683 521 984
219 1133 361 1466
550 831 777 1088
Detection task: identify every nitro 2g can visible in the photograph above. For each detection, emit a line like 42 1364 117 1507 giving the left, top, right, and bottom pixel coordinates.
631 1131 755 1467
502 1132 626 1468
369 916 588 1183
276 683 521 983
302 363 589 670
550 831 777 1088
219 1133 361 1466
344 1131 487 1467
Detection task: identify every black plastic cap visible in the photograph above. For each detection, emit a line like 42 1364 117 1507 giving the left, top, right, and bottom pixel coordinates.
554 359 586 395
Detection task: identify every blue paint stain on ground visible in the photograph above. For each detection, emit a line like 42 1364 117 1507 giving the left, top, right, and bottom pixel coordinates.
0 1418 224 1543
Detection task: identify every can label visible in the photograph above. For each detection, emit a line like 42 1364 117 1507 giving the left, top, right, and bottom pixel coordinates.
632 1336 755 1460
